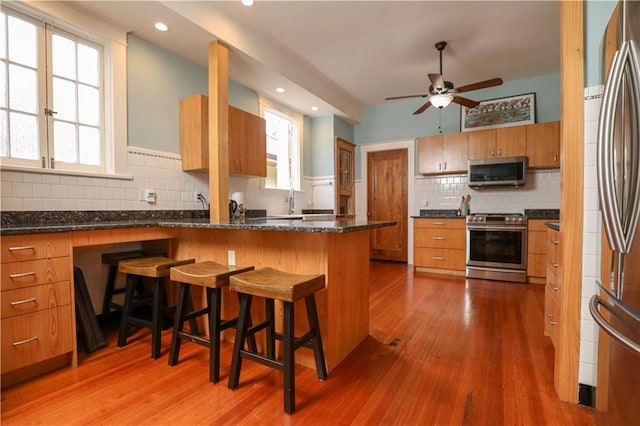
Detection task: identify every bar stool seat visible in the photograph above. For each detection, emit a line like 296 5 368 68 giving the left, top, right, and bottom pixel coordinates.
117 256 195 359
168 261 256 383
228 267 327 414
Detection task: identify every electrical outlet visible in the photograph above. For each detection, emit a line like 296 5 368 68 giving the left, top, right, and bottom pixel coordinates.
194 192 200 202
227 250 236 266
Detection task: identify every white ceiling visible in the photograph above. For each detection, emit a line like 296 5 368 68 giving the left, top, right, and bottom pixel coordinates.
68 1 560 124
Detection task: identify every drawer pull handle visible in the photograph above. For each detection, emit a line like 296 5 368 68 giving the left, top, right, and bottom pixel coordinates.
9 271 36 279
550 260 559 268
550 239 559 245
548 282 560 292
12 336 38 346
432 256 445 260
10 297 37 306
432 236 446 240
432 222 446 226
546 314 557 325
8 245 35 252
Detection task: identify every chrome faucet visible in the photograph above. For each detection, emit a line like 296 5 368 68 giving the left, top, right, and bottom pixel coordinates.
288 188 295 214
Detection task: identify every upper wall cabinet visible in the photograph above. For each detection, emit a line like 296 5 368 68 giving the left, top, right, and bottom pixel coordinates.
526 121 560 168
418 132 468 175
179 94 209 172
179 95 266 177
228 105 267 177
468 126 526 159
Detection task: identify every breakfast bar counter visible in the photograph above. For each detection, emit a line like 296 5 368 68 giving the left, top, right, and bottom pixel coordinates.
1 211 395 384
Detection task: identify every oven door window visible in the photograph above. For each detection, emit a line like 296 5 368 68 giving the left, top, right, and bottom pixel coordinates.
468 229 526 268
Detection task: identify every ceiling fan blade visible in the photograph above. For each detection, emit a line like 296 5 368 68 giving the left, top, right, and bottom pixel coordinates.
413 101 432 115
456 77 503 93
428 73 445 90
385 94 428 101
452 96 480 108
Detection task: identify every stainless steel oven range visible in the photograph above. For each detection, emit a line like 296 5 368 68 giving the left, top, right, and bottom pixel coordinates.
466 213 528 283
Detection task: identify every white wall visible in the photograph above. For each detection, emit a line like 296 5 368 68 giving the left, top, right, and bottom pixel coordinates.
579 85 603 387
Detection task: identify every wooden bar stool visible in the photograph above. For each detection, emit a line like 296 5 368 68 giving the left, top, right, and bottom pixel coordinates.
117 256 195 359
100 250 151 321
227 267 328 414
168 261 257 383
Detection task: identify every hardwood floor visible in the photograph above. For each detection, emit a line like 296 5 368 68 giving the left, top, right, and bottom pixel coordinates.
1 261 594 425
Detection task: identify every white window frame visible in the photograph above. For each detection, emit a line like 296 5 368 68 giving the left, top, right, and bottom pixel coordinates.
0 0 129 179
258 95 303 191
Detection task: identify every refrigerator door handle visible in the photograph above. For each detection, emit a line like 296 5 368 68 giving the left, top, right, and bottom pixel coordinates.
598 44 627 253
590 294 640 355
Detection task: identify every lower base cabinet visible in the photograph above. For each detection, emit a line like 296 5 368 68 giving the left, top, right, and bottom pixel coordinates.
413 218 466 274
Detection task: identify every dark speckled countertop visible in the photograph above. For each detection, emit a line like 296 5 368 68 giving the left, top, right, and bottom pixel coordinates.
412 209 559 220
0 210 395 235
412 209 463 219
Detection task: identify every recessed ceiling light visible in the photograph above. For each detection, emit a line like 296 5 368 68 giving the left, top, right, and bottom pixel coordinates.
154 22 168 32
241 0 254 6
276 87 285 93
311 106 319 111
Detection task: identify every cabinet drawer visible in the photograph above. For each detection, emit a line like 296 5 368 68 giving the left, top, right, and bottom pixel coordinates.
414 228 465 250
414 247 465 270
1 257 71 291
544 282 559 341
1 281 72 319
1 305 73 373
1 233 69 263
547 265 562 290
414 218 465 230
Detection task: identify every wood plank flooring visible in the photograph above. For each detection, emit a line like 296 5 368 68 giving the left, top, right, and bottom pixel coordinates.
1 261 595 425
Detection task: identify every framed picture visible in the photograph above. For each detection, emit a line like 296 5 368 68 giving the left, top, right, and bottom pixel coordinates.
460 93 536 132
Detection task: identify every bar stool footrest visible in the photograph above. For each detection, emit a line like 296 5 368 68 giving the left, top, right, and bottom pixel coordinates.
239 349 284 371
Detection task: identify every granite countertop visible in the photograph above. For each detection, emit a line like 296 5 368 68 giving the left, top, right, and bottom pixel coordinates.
0 210 395 235
412 209 560 220
524 209 560 220
412 209 464 219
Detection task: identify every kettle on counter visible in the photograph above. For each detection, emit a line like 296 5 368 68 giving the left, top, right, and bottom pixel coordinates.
229 199 238 219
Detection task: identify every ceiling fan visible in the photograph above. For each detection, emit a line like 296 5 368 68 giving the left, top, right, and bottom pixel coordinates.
385 41 503 115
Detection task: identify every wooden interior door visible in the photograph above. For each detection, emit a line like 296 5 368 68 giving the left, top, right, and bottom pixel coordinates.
367 149 407 262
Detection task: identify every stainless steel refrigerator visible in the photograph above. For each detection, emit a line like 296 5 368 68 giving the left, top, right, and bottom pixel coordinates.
590 0 640 424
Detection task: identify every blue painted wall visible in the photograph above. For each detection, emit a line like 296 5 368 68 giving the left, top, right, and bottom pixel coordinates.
584 0 617 87
310 116 334 176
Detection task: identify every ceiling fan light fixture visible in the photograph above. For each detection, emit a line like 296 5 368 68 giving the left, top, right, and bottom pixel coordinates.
430 93 453 109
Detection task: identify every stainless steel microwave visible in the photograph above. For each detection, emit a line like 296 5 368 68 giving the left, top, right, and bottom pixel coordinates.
468 156 527 189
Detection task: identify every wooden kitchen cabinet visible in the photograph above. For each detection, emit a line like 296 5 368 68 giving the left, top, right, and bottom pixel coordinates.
1 232 74 388
526 121 560 168
527 219 548 283
468 126 526 159
228 105 267 177
413 218 466 273
417 132 468 175
335 137 355 215
544 226 561 348
179 95 266 177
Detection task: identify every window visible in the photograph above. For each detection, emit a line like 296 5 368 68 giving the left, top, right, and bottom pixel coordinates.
260 97 302 190
0 2 128 177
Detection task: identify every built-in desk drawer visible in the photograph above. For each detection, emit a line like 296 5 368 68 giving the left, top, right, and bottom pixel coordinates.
1 305 73 373
1 281 72 319
1 257 71 291
1 233 69 263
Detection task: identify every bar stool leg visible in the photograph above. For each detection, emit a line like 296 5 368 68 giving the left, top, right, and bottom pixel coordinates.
151 277 163 359
265 298 275 359
168 283 189 366
305 294 328 380
283 301 295 414
209 287 222 383
101 265 118 316
117 274 136 348
228 293 252 390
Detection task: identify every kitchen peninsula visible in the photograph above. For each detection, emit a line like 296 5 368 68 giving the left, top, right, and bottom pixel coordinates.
1 211 395 387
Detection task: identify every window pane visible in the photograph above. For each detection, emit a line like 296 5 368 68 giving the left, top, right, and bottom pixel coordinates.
78 84 99 125
78 43 98 85
53 120 77 163
0 110 7 156
9 111 38 159
8 16 36 67
0 61 6 108
53 77 76 121
52 34 76 80
9 64 37 113
79 125 100 165
1 13 6 59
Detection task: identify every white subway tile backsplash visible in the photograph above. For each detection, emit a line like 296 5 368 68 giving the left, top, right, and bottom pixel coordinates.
23 198 42 210
22 173 42 184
